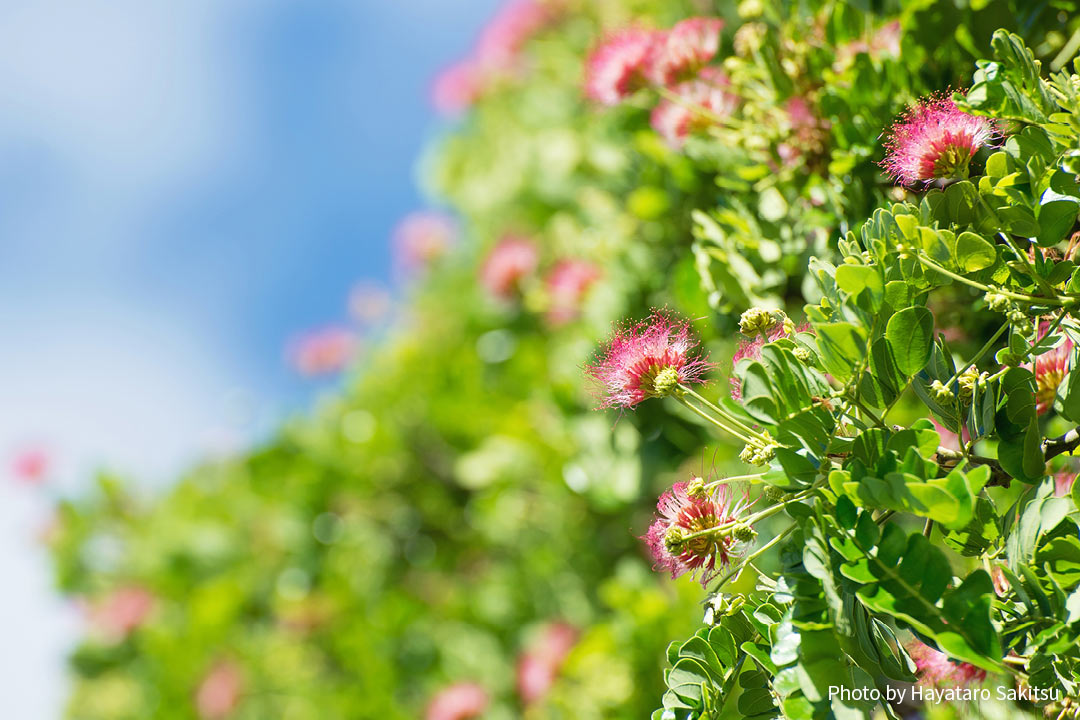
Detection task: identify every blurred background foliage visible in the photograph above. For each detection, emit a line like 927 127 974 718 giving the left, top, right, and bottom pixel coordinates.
46 0 1079 717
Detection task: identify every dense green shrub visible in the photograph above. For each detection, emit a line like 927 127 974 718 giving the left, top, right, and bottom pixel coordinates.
49 1 1080 718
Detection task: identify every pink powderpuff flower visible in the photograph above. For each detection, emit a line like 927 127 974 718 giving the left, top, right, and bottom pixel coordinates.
1023 321 1073 415
474 0 554 68
880 93 999 186
586 311 715 409
643 480 752 585
584 28 660 105
544 259 601 326
196 661 244 720
730 322 809 401
11 447 49 484
650 71 738 148
646 17 724 87
425 683 489 720
348 282 392 325
288 327 358 377
431 60 487 116
395 212 457 271
907 641 986 687
516 622 578 704
91 586 154 641
1055 468 1077 497
480 235 539 300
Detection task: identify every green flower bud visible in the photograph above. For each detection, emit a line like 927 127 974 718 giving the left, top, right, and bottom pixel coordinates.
762 485 787 503
984 290 1010 313
930 379 955 404
664 526 687 553
651 366 681 397
739 308 784 337
686 476 708 499
793 346 812 363
733 525 757 543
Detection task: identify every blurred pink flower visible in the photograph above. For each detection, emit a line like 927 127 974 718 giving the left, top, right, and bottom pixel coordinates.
587 311 715 410
584 28 659 105
348 282 392 325
431 60 486 115
288 327 358 377
835 20 901 67
907 641 986 687
881 93 998 186
650 68 736 148
516 622 579 704
11 447 49 484
544 259 601 326
480 235 539 300
1056 468 1077 497
475 0 553 67
425 682 489 720
196 661 244 720
92 586 154 640
394 211 457 271
646 17 724 86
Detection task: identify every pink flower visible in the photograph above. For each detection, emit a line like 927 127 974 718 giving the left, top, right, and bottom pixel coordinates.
11 447 49 484
646 17 724 86
584 28 660 105
196 661 244 719
288 327 358 377
394 212 457 270
475 0 553 68
348 282 392 325
516 622 578 704
881 93 998 186
91 586 154 641
431 60 487 116
586 311 715 409
480 235 539 300
1055 468 1077 497
730 322 808 401
907 641 986 687
643 480 752 585
1024 321 1073 415
425 683 489 720
544 259 601 326
650 70 738 148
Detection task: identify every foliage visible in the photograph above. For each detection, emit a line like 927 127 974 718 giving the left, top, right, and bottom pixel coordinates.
46 1 1080 719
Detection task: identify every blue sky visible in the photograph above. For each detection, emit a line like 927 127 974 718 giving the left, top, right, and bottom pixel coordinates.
0 0 501 716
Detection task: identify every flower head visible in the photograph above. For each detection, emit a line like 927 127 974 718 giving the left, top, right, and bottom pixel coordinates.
91 586 154 641
348 282 392 325
586 311 715 409
431 60 487 116
643 480 752 585
11 447 49 484
480 235 539 300
584 28 659 105
425 683 489 720
646 17 724 86
544 259 601 326
475 0 553 68
1023 321 1073 415
196 661 244 720
394 211 457 270
516 622 578 704
650 70 737 148
881 93 998 186
288 327 358 377
907 641 986 687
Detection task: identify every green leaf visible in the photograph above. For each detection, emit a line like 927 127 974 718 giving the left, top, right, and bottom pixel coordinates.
885 307 935 376
835 264 884 311
953 231 997 272
813 322 867 383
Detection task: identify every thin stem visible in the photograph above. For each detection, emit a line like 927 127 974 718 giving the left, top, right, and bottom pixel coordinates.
915 253 1073 307
681 386 772 443
999 232 1057 298
704 473 767 488
676 396 755 445
923 518 934 538
713 523 797 588
944 322 1009 388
